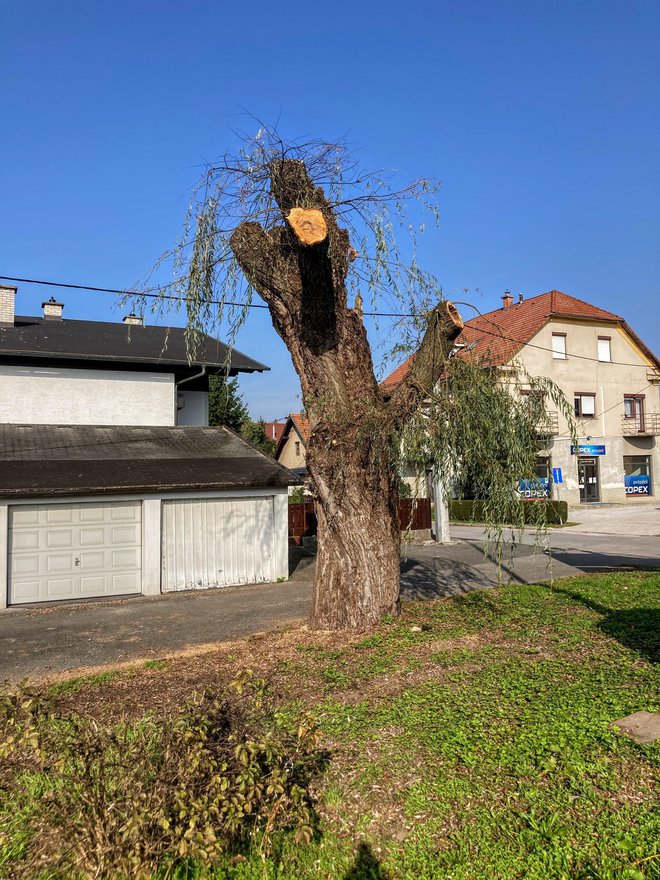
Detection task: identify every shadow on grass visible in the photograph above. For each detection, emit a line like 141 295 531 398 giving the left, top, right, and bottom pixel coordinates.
549 584 659 663
343 842 391 879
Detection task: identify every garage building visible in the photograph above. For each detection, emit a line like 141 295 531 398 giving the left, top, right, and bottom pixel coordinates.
0 425 294 608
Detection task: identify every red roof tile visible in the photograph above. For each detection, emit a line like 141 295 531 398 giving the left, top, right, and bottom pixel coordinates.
290 412 310 442
263 422 286 443
381 290 658 389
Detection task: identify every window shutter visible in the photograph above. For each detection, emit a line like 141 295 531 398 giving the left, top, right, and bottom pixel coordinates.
552 334 566 358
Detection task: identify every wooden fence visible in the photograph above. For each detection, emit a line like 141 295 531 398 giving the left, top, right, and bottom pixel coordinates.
288 497 431 544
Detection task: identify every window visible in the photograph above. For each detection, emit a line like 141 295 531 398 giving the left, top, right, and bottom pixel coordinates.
295 441 301 457
623 455 652 497
552 333 566 359
574 393 596 418
535 456 551 482
624 395 645 431
597 337 611 362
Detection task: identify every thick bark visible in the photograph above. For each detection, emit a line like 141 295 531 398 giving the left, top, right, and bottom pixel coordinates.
229 158 462 629
311 452 401 628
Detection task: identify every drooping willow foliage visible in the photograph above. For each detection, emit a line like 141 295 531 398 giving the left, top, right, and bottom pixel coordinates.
400 356 577 554
129 124 444 369
131 124 576 554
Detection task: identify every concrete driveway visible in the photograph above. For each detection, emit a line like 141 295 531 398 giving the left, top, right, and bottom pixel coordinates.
1 525 659 684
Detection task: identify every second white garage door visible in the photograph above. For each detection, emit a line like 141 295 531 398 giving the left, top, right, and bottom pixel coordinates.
8 501 142 605
162 497 275 591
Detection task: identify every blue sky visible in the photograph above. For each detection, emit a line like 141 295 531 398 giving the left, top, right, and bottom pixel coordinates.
2 0 659 419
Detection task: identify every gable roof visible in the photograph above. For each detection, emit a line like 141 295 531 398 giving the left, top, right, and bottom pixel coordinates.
0 315 268 374
0 424 298 497
382 290 660 388
274 413 310 459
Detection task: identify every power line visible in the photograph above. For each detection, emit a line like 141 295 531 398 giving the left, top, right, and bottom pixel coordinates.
1 273 658 370
0 274 270 310
0 274 416 319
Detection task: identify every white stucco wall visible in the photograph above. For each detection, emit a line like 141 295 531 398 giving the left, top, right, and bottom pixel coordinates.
0 365 175 426
176 390 209 426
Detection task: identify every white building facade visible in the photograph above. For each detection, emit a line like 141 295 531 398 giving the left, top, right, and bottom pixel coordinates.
0 286 294 609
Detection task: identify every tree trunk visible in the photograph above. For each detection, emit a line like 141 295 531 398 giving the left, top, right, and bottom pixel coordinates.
229 158 463 630
310 433 401 629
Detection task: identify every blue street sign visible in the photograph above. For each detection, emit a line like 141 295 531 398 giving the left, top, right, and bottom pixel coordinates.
552 467 563 484
570 444 606 456
624 474 650 496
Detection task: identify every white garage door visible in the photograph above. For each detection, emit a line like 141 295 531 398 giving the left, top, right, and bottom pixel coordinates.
162 497 274 592
9 502 142 605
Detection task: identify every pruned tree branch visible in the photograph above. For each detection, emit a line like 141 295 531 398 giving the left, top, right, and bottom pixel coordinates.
386 301 464 426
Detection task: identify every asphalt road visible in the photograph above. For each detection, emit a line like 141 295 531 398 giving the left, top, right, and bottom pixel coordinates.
1 526 659 683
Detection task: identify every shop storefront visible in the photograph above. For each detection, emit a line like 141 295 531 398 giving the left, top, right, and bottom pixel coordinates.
519 456 552 499
623 455 652 497
571 444 606 503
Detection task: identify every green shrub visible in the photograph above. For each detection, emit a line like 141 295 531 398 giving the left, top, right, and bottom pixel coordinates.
288 486 306 504
0 673 323 879
449 498 568 526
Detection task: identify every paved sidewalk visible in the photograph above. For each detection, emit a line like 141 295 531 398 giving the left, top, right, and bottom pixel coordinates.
1 529 658 684
566 502 660 536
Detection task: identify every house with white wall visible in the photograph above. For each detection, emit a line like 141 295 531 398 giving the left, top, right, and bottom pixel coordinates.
0 285 296 608
384 290 660 506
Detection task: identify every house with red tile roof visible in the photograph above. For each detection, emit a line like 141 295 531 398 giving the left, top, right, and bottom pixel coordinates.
263 421 286 445
275 413 310 475
383 290 660 505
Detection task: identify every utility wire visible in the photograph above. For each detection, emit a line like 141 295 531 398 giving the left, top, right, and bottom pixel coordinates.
553 382 654 441
0 274 405 318
1 273 658 370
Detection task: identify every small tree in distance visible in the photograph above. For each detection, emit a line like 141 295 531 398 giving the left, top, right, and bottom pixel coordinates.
240 418 277 457
208 375 249 431
142 127 574 631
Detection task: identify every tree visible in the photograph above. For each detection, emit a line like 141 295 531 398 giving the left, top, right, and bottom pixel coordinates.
208 375 249 430
240 418 277 457
145 128 573 630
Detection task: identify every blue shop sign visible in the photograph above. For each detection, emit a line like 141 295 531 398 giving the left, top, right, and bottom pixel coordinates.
519 477 551 499
625 474 650 496
570 444 606 456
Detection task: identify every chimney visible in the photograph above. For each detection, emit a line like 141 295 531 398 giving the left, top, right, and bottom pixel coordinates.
502 290 514 310
42 296 64 320
123 312 144 326
0 285 17 326
518 293 525 304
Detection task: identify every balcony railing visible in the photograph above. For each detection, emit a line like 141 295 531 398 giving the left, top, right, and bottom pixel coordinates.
622 413 660 436
536 411 559 436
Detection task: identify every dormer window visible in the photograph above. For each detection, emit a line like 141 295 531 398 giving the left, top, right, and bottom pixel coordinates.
598 337 611 362
552 333 567 359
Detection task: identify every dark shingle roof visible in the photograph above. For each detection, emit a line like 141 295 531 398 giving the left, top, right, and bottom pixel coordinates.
0 316 268 373
0 425 298 497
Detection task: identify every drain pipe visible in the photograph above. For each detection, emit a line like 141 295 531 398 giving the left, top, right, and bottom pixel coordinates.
175 366 207 423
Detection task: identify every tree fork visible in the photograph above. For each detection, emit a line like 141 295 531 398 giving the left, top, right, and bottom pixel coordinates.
229 158 464 630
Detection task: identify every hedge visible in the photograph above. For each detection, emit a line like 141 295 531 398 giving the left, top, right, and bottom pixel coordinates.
449 498 568 526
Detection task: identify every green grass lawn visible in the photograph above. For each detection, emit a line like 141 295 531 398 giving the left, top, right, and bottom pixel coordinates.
1 571 659 879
